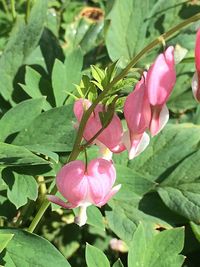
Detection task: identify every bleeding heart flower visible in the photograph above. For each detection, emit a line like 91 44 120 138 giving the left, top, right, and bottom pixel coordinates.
192 28 200 102
73 99 125 158
47 158 121 226
123 72 151 159
146 46 176 136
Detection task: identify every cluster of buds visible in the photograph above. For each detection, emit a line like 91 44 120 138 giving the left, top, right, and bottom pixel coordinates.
48 46 176 226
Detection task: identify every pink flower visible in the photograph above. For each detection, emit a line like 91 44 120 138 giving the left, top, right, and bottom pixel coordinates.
47 159 121 226
192 28 200 102
74 99 125 158
146 46 176 136
123 73 151 159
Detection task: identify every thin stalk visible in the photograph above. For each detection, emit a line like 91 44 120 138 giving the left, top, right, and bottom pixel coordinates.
10 0 16 21
27 12 200 233
1 0 9 15
25 0 31 23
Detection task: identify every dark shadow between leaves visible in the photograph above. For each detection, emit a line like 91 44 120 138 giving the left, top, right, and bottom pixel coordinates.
138 192 187 225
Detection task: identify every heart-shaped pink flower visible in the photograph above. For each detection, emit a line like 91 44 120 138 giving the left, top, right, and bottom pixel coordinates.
47 158 121 226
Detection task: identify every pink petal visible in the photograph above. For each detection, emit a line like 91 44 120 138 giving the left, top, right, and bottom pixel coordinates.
122 131 150 160
192 71 200 102
195 29 200 72
149 104 169 136
97 184 121 207
87 158 116 204
124 72 151 135
47 195 77 209
73 99 92 121
147 46 176 106
56 160 88 205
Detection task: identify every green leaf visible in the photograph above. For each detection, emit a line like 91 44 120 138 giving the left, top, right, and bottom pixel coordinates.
128 224 185 267
106 0 149 66
13 105 76 152
52 59 67 106
105 166 169 244
0 142 48 166
20 66 52 110
128 124 200 181
3 171 38 208
157 149 200 222
168 64 197 113
0 98 45 142
190 221 200 243
0 229 71 267
0 234 14 253
112 259 124 267
0 0 48 102
64 48 83 93
86 243 110 267
64 18 103 54
87 206 105 231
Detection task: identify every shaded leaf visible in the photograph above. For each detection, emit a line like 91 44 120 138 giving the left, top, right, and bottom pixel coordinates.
0 229 71 267
0 98 45 142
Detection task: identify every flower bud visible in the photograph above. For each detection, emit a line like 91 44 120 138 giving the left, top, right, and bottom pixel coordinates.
146 46 176 136
74 99 125 155
123 73 151 159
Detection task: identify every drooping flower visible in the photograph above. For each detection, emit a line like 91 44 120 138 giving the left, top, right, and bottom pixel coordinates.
123 72 151 159
47 158 121 226
74 99 125 159
192 28 200 102
146 46 176 136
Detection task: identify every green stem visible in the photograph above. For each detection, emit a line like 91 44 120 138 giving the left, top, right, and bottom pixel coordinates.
25 0 31 23
27 12 200 233
1 0 9 15
10 0 16 21
28 186 57 233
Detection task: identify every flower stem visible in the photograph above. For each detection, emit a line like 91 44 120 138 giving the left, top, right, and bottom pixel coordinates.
10 0 16 21
27 12 200 233
25 0 31 23
1 0 9 15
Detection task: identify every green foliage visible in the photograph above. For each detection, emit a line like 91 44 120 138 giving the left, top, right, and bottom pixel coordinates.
128 224 185 267
86 243 110 267
0 143 48 166
13 105 76 152
3 171 38 209
0 234 14 253
0 0 48 102
0 98 45 141
106 0 150 66
0 229 71 267
0 0 200 266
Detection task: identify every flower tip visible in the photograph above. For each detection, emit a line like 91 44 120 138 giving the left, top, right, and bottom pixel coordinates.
192 72 200 103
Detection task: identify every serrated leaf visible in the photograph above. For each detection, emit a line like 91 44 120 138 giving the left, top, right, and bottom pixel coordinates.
0 98 45 142
0 229 71 267
13 105 76 152
86 243 110 267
